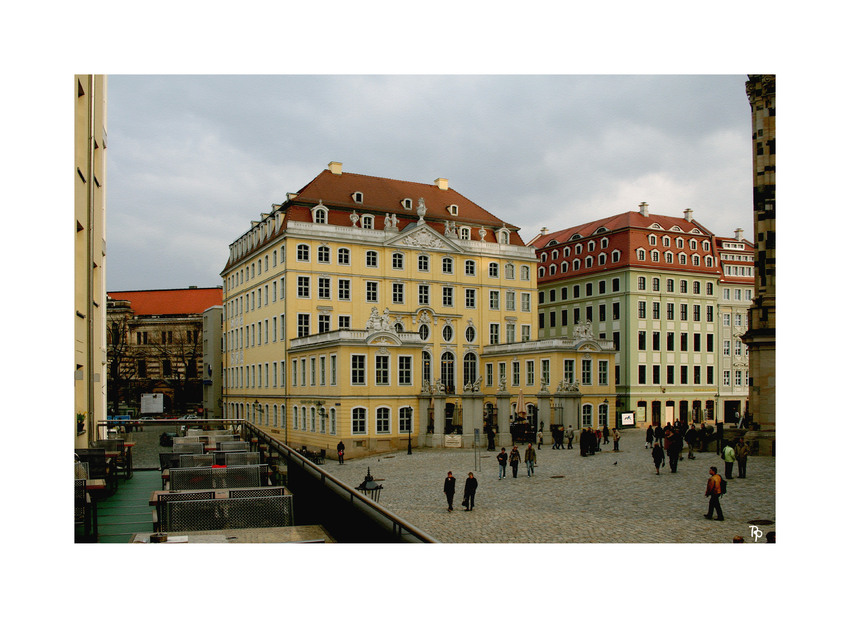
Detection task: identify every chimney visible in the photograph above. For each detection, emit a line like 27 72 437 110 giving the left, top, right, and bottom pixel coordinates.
328 161 343 175
684 208 693 222
434 178 449 191
734 228 744 241
540 227 549 235
639 202 649 217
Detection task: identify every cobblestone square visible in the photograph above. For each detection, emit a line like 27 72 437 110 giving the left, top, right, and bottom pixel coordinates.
330 428 775 543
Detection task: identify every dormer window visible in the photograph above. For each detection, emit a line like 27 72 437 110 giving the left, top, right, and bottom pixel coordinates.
499 230 510 244
601 238 608 249
587 241 595 252
448 204 459 216
570 234 583 241
401 198 413 210
311 202 329 224
352 192 364 203
361 215 374 229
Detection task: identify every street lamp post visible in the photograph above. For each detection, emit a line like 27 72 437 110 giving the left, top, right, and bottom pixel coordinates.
406 407 413 455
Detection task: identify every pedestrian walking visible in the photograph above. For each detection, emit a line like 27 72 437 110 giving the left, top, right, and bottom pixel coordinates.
654 424 664 447
704 466 725 521
537 425 544 450
337 440 345 464
667 428 682 473
462 472 478 511
595 428 602 452
602 424 610 444
509 445 521 478
612 428 620 452
735 438 749 478
721 440 736 480
567 425 575 449
685 424 697 459
651 442 665 475
486 425 496 451
645 426 654 449
443 471 456 512
497 447 508 480
525 443 537 476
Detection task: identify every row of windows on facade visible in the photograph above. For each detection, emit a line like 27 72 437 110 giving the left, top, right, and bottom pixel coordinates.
540 235 713 264
227 400 630 435
225 354 612 391
225 311 534 350
538 300 719 331
226 244 533 293
133 359 200 378
538 277 751 306
635 365 748 387
537 249 718 278
296 277 535 309
635 331 748 356
132 329 200 345
226 401 419 436
225 275 534 320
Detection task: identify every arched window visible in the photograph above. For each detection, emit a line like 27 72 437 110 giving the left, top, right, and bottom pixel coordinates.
441 352 455 393
422 351 432 386
463 352 478 387
598 402 609 427
581 403 593 427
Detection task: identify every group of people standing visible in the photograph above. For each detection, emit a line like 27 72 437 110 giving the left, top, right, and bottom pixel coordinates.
578 425 619 455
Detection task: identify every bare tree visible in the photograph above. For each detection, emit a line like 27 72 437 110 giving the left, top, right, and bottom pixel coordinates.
147 325 203 415
106 314 138 415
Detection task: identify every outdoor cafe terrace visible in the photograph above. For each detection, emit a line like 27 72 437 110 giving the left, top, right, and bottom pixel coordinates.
74 419 436 544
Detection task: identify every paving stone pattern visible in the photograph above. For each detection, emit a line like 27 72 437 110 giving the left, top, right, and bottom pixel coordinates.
329 429 776 543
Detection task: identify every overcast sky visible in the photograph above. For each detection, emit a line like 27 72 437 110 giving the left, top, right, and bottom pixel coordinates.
105 74 753 291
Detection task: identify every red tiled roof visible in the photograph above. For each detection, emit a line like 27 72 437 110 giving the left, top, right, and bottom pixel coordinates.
292 169 524 243
108 288 222 316
532 210 712 249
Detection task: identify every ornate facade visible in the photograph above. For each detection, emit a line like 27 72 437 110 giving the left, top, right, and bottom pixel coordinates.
220 163 615 456
532 203 753 428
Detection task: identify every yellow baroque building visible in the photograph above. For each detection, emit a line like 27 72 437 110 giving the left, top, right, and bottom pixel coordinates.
220 163 615 458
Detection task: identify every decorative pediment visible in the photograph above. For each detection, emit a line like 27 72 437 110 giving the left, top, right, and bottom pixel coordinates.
391 224 462 253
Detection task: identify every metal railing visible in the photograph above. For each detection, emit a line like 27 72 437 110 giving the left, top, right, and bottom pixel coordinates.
244 422 437 543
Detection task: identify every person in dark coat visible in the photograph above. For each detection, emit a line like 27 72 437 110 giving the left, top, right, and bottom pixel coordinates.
336 440 345 464
443 471 456 511
509 446 521 477
486 425 496 451
654 424 664 446
645 426 654 449
602 424 610 444
667 428 683 473
651 442 665 474
462 472 478 511
685 424 697 459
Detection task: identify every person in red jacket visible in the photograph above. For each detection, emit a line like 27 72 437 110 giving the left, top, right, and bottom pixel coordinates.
704 466 725 521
